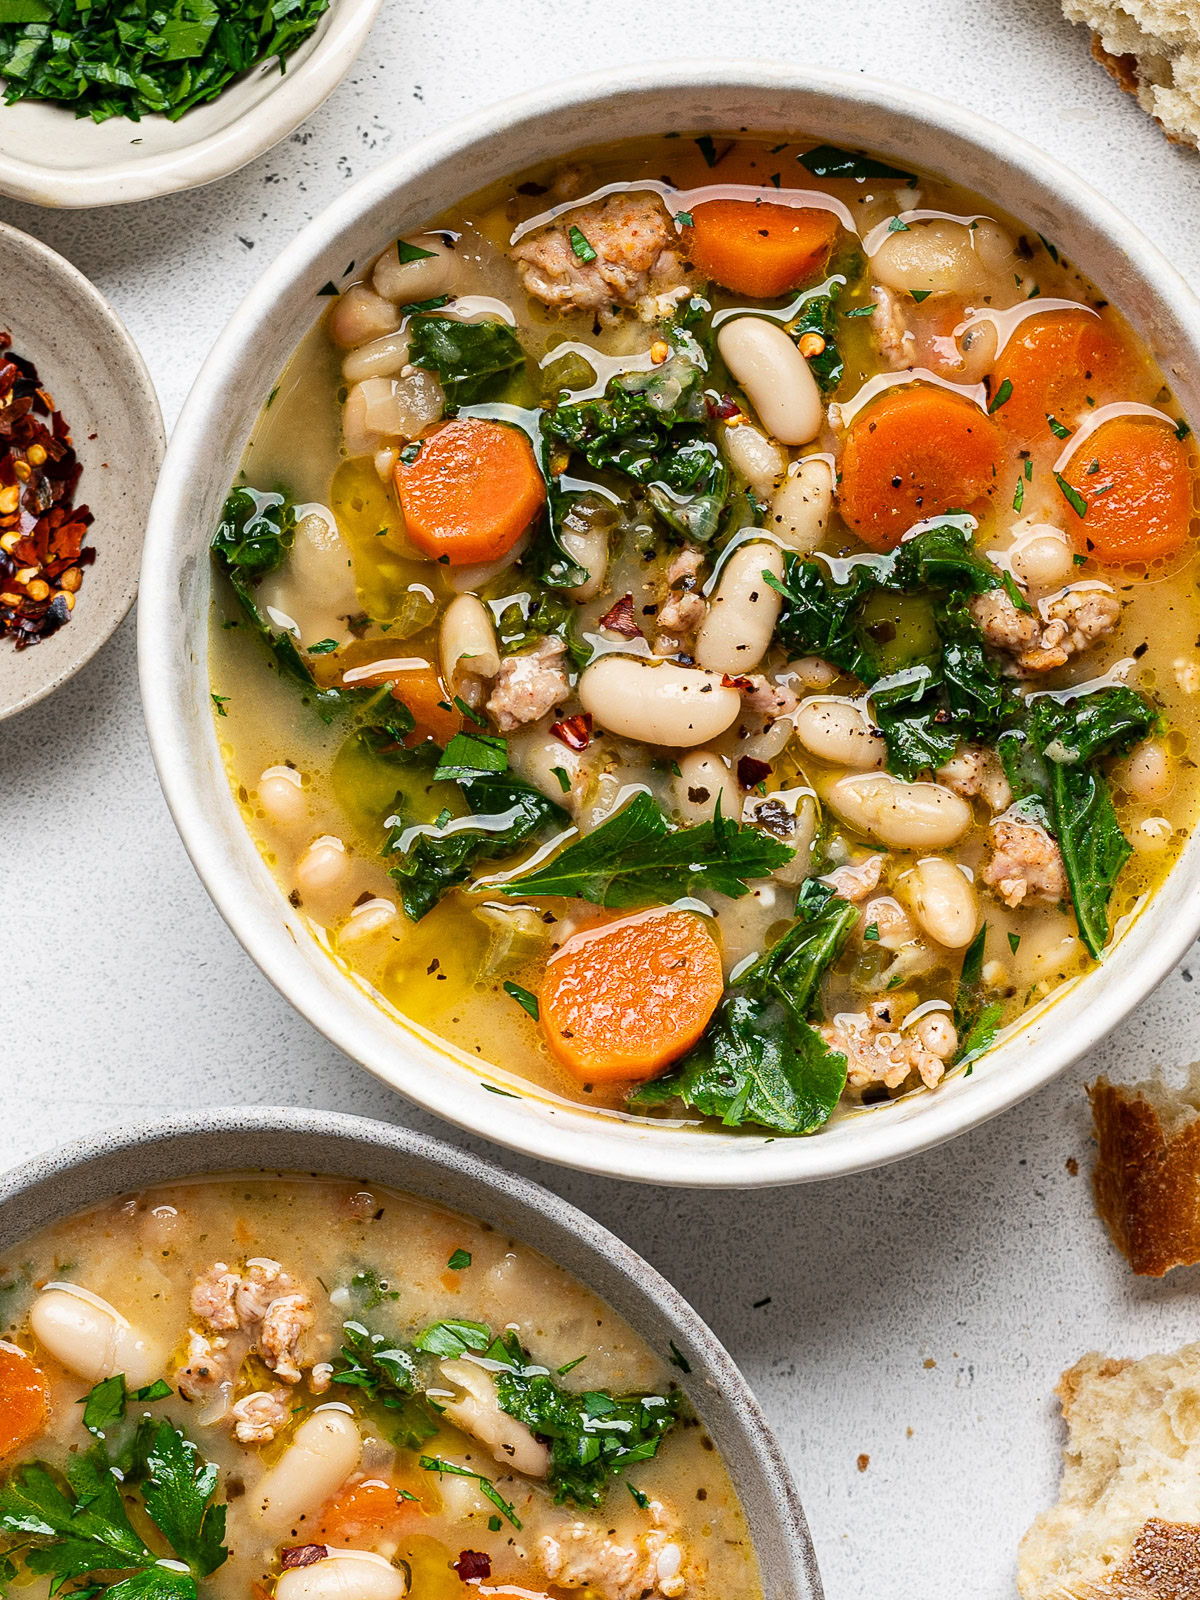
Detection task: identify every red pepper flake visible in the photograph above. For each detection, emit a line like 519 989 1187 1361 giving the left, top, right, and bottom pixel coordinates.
0 332 94 650
281 1546 329 1569
598 592 641 638
721 673 755 691
706 392 740 420
737 756 771 789
551 712 593 752
453 1552 492 1582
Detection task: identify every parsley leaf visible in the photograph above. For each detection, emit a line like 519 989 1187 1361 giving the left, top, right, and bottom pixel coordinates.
80 1376 171 1438
433 731 508 783
329 1321 438 1451
446 1249 472 1271
419 1458 521 1528
502 980 540 1020
798 144 916 183
138 1420 227 1578
953 924 1003 1067
497 791 792 907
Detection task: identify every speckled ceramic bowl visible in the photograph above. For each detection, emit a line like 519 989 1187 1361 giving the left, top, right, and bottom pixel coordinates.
1 222 164 720
0 1106 821 1599
140 63 1200 1185
0 0 384 208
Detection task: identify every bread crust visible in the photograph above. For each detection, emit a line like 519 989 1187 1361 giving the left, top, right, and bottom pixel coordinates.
1089 1076 1200 1276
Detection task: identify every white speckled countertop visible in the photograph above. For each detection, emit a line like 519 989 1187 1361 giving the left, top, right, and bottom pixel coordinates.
4 3 1200 1594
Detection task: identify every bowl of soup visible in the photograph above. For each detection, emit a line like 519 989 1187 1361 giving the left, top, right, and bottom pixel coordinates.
0 1106 815 1597
140 63 1200 1185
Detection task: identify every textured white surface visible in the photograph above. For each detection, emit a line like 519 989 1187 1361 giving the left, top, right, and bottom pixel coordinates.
3 2 1200 1595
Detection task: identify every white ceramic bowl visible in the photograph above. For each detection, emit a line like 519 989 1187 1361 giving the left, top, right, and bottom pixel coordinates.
140 62 1200 1187
0 0 383 208
1 222 164 719
0 1106 822 1597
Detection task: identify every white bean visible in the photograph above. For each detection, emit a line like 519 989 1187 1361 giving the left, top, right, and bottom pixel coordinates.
825 773 972 849
329 286 400 350
340 898 397 941
30 1287 160 1388
440 594 500 698
722 421 787 496
343 372 443 456
694 542 784 675
742 787 818 884
794 698 885 770
716 316 823 446
342 331 411 384
861 895 914 951
907 857 978 949
673 750 738 824
769 457 832 552
1131 814 1173 854
561 523 609 601
786 656 839 689
508 723 585 807
1122 739 1174 803
255 1409 362 1530
277 1553 407 1600
295 835 351 898
258 765 307 826
870 218 1012 296
1009 526 1075 590
439 1359 549 1478
257 512 357 645
372 236 457 303
578 657 741 747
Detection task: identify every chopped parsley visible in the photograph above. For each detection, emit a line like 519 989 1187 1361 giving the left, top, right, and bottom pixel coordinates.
988 378 1013 414
502 981 540 1020
1046 413 1072 439
419 1457 522 1529
568 225 597 264
446 1249 472 1271
1054 472 1089 519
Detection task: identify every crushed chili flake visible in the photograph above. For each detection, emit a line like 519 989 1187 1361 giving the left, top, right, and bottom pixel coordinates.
453 1551 492 1582
0 332 93 649
551 712 593 752
280 1546 330 1569
706 393 740 420
721 672 756 691
597 592 641 637
737 755 772 789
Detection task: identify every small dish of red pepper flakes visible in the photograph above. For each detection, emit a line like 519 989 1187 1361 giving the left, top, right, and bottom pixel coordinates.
0 330 95 649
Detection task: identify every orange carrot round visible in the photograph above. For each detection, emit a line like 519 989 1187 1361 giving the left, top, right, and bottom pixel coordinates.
837 383 1002 550
393 418 545 566
988 308 1141 441
314 1479 420 1547
686 200 840 298
0 1343 48 1460
387 665 462 747
1059 414 1195 561
539 909 724 1084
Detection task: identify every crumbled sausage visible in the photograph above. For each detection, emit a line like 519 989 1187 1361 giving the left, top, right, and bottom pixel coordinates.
230 1388 292 1444
970 586 1120 675
176 1329 237 1401
822 1000 958 1091
936 744 1013 812
870 285 917 370
486 637 570 731
653 546 708 655
821 854 885 902
737 674 799 717
259 1294 316 1384
512 193 689 323
539 1505 688 1599
190 1264 241 1330
180 1257 319 1403
982 818 1067 908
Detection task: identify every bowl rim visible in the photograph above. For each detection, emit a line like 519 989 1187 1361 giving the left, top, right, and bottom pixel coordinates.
0 0 384 209
0 219 164 719
0 1104 822 1597
140 59 1200 1186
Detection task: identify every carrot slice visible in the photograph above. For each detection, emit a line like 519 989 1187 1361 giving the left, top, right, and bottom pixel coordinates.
686 200 840 298
393 418 545 566
987 308 1141 441
837 383 1002 550
387 665 462 747
539 909 724 1084
314 1479 421 1547
1059 414 1195 561
0 1343 48 1459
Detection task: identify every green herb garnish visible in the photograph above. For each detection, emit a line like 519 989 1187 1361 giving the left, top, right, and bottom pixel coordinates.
502 981 540 1020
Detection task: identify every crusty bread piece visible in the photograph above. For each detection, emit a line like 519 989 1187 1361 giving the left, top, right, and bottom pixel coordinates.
1062 0 1200 148
1090 1065 1200 1276
1019 1346 1200 1597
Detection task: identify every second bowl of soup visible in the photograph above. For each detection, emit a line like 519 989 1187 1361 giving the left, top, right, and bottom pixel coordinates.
141 65 1200 1184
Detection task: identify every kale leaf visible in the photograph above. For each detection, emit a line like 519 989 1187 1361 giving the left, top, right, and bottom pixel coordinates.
211 485 295 581
385 754 568 920
407 317 526 410
789 284 843 393
1000 686 1157 957
953 923 1004 1067
541 353 729 545
497 790 792 907
633 880 858 1133
329 1320 438 1450
416 1321 682 1508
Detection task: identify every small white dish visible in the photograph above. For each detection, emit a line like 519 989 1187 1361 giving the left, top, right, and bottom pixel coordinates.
0 0 383 209
1 221 163 720
140 62 1200 1187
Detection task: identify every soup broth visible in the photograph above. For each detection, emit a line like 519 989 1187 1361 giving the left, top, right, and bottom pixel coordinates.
209 132 1200 1140
0 1175 758 1599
